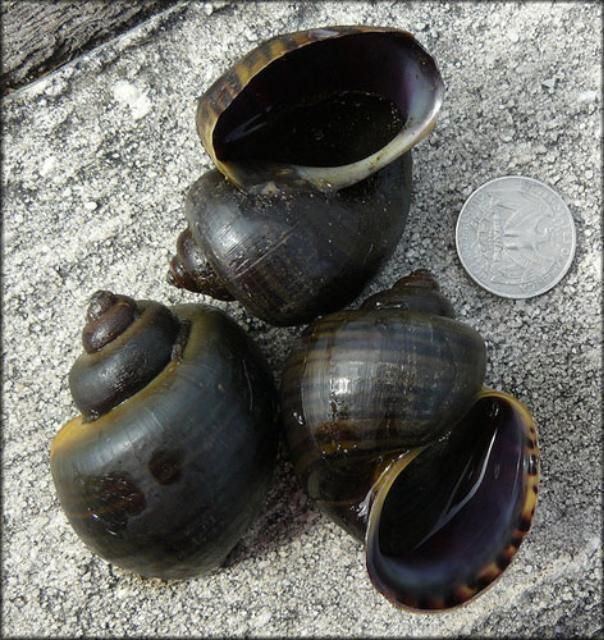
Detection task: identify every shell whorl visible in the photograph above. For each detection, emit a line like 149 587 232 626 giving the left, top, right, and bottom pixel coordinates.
82 291 139 353
69 291 182 420
167 228 234 301
282 271 487 539
361 269 455 317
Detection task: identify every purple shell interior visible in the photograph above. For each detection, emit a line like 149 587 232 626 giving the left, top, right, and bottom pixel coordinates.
212 31 439 169
366 394 536 610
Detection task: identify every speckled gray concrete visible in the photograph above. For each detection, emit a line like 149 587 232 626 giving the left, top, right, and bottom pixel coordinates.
2 1 602 637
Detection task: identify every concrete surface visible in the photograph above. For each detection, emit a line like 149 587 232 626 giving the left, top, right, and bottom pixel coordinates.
1 0 179 94
2 1 602 637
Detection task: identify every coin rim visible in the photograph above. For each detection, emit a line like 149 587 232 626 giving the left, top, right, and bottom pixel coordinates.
455 175 577 299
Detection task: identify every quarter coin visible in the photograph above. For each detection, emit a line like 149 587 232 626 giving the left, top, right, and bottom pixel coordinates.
455 176 576 299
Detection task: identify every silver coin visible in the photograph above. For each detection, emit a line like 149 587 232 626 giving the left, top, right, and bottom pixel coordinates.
455 176 576 299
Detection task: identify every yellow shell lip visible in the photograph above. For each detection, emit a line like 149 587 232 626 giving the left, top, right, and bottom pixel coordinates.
364 389 540 612
196 25 445 192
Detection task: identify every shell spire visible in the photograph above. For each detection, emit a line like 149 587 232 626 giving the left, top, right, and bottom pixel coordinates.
82 291 139 353
69 292 181 420
361 269 455 317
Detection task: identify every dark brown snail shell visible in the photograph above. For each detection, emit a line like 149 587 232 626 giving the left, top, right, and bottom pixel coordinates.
196 26 443 193
50 291 279 579
281 271 539 611
169 26 444 326
172 153 412 326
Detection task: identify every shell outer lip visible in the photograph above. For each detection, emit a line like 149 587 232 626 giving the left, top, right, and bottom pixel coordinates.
196 25 445 192
363 388 540 613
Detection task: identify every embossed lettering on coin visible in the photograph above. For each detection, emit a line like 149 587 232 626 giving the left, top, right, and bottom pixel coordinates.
456 176 576 298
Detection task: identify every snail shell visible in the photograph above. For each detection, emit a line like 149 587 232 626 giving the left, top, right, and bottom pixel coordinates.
171 153 412 326
196 25 443 193
169 26 444 325
50 291 279 579
281 271 539 610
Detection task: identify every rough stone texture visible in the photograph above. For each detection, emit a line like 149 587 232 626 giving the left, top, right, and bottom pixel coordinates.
1 0 179 94
2 1 601 637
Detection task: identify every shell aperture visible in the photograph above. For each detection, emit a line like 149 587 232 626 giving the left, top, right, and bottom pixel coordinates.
366 391 539 610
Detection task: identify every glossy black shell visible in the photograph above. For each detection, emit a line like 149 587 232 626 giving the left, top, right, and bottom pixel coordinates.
184 153 411 326
169 26 444 326
51 303 279 579
280 273 539 610
282 279 486 538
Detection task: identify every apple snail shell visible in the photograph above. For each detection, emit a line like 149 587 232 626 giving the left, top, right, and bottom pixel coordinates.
168 26 444 325
281 271 539 610
50 291 279 579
